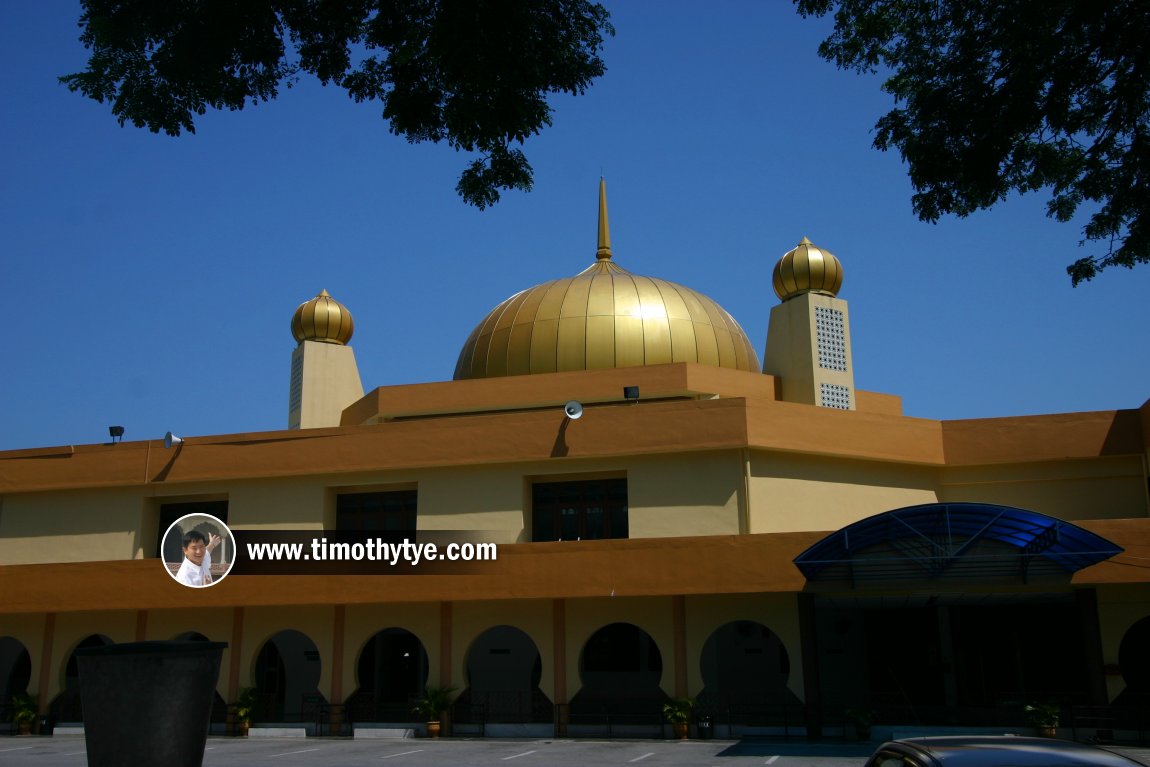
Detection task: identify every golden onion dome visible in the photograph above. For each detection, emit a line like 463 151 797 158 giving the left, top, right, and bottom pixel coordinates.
291 289 354 345
772 237 843 301
453 181 760 380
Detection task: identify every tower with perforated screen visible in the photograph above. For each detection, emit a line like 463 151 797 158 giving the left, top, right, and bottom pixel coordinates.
762 238 855 410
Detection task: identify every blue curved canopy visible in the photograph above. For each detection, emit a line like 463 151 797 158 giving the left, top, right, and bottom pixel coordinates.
793 503 1123 584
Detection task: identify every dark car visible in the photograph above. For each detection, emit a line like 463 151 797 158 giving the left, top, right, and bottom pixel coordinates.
865 736 1145 766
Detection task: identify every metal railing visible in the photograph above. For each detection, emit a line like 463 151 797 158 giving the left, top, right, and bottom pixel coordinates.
453 691 553 724
553 703 665 738
28 691 1150 745
1070 705 1150 745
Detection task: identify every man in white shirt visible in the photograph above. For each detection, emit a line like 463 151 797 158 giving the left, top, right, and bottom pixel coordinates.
175 530 221 587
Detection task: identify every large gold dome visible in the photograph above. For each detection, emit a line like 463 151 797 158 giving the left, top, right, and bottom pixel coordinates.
291 289 354 345
453 182 760 380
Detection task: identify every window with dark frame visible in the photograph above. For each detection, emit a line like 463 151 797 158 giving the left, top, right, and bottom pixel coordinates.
336 490 417 531
156 500 228 558
531 478 627 542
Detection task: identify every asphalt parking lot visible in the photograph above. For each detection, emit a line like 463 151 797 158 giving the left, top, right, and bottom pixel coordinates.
3 737 1149 767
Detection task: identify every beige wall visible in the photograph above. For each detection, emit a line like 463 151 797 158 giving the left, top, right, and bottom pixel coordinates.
418 465 529 539
230 479 328 529
413 451 742 540
629 452 742 537
3 448 739 564
290 340 364 430
0 478 339 564
2 448 1143 567
749 451 939 533
940 457 1149 520
0 489 144 564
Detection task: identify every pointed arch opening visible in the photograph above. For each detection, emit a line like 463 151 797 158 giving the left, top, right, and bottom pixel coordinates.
571 622 663 724
346 628 428 722
0 637 32 733
252 630 324 724
51 634 112 722
697 620 799 723
454 625 551 726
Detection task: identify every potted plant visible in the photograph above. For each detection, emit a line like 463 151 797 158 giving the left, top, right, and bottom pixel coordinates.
413 685 457 738
847 705 875 741
233 687 258 736
1025 702 1060 737
10 693 37 736
663 697 694 739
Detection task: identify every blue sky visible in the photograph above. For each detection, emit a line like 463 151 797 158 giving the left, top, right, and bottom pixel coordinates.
2 1 1147 451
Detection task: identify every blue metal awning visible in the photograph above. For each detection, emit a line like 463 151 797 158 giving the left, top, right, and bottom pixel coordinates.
793 503 1123 584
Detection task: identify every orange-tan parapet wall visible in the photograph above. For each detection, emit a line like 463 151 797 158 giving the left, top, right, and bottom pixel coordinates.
1 366 1145 495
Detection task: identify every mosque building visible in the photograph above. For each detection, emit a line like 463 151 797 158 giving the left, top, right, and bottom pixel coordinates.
1 182 1148 740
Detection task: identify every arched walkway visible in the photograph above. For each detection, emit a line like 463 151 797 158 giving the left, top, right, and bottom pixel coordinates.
252 630 324 723
171 631 227 722
51 634 112 721
697 621 799 721
455 625 550 724
346 628 428 722
0 636 32 731
1114 615 1150 707
0 636 31 699
570 622 663 721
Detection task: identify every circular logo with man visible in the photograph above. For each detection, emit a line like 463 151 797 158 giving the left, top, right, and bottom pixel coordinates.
161 513 235 588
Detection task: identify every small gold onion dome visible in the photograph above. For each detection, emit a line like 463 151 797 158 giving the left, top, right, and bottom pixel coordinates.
453 181 760 379
291 289 354 345
772 237 843 301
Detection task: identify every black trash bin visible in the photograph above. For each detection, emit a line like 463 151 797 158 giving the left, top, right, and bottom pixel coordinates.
76 640 226 767
697 715 713 740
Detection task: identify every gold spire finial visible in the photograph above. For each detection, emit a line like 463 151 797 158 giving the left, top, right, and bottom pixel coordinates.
291 289 355 345
771 237 844 301
596 177 613 260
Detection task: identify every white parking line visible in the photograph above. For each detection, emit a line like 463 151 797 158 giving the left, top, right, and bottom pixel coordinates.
64 753 87 757
629 753 655 762
765 757 780 765
268 748 321 757
502 750 538 760
0 746 35 752
381 750 425 759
